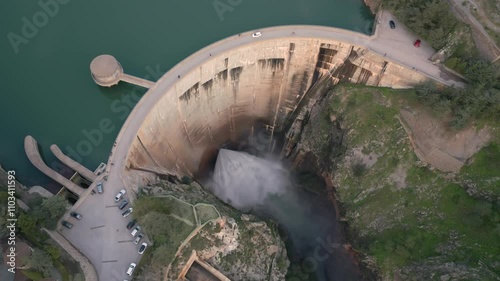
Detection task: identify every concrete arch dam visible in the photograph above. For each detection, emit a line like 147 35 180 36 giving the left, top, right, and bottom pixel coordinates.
120 27 428 178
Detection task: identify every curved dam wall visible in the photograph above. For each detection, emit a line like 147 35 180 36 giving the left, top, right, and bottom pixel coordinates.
124 34 427 177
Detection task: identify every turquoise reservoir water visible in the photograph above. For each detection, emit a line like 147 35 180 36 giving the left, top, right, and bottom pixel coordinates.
0 0 373 186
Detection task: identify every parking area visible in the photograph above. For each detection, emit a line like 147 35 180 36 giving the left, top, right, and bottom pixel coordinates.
58 178 146 281
370 11 437 74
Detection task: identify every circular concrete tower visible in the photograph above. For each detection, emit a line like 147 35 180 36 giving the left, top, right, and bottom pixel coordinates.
90 54 124 87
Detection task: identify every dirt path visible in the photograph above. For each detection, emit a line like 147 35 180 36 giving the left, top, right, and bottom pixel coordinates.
448 0 500 61
398 107 491 173
467 0 500 33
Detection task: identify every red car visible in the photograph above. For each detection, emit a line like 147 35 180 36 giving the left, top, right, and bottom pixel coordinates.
414 39 421 47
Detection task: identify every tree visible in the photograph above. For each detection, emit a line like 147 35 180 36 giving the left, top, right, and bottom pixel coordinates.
45 245 60 261
40 195 68 229
464 59 495 86
72 273 84 281
42 195 68 219
22 248 53 277
18 212 39 237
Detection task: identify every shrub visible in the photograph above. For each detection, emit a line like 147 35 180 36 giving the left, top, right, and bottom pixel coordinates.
352 162 367 177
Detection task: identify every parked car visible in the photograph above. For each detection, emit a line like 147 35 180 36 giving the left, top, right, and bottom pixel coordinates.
122 208 133 217
131 226 141 236
138 242 147 255
389 20 396 29
118 200 129 210
134 233 144 245
122 208 134 218
252 32 262 38
70 211 82 220
61 221 73 229
126 220 136 230
126 263 136 276
114 189 126 202
96 182 103 193
414 39 421 47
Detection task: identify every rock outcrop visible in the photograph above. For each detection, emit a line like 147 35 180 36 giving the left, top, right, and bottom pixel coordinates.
140 181 289 281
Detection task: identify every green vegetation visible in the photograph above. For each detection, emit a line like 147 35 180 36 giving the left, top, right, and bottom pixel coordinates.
137 183 286 281
415 59 500 129
195 204 220 225
18 195 69 242
381 0 488 75
21 270 45 280
384 0 500 131
324 85 500 278
133 193 222 279
5 192 83 279
382 0 460 50
460 143 500 196
134 196 195 250
21 248 54 277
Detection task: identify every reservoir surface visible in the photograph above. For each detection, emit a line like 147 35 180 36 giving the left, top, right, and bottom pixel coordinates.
0 0 373 186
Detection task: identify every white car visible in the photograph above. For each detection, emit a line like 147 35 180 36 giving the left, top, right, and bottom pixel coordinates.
252 32 262 38
131 226 141 236
126 263 136 276
114 189 126 202
138 242 147 255
134 233 144 245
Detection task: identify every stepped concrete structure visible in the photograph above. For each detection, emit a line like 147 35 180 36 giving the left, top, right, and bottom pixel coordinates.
24 136 84 196
50 144 97 182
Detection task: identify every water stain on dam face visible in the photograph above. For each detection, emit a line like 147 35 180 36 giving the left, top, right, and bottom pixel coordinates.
127 37 426 177
195 119 273 179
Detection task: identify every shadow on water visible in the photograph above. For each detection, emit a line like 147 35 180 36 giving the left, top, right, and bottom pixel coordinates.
201 148 362 281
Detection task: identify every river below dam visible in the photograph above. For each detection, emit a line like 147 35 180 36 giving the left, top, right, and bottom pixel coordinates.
208 149 362 280
0 0 373 187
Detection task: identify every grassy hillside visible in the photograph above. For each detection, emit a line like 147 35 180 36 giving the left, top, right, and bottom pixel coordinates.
312 84 499 279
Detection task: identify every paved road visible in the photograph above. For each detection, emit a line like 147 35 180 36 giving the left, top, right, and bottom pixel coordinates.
70 19 466 281
448 0 500 60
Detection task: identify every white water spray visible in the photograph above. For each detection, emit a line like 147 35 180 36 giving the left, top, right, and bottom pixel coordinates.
211 149 290 211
